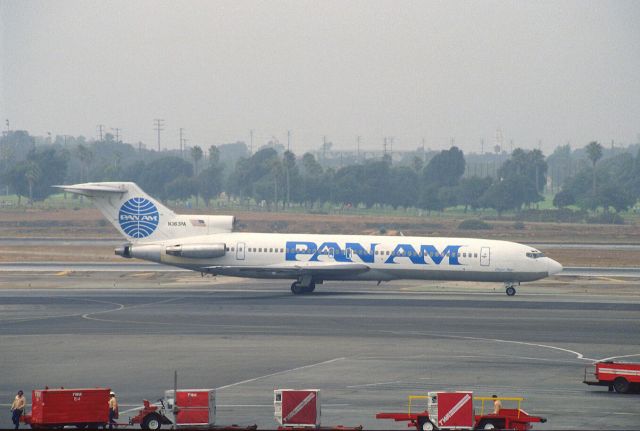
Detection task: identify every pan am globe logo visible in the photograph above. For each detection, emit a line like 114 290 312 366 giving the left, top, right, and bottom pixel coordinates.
118 197 159 238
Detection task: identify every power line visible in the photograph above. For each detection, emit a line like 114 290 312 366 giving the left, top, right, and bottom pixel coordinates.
179 128 185 158
154 119 165 151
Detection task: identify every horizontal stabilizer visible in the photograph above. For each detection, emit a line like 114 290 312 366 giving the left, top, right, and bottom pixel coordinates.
53 183 128 196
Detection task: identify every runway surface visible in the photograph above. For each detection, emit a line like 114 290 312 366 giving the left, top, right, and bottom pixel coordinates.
2 261 640 278
1 276 639 430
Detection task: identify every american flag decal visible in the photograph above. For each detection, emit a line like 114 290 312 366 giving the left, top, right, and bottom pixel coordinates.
190 219 206 227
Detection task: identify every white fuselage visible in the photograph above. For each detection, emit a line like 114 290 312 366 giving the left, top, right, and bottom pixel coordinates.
132 232 562 283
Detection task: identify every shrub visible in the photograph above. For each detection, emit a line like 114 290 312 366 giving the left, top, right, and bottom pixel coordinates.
513 221 526 230
458 219 492 230
586 212 625 225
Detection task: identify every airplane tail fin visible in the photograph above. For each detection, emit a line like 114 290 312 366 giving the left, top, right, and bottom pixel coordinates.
55 182 234 242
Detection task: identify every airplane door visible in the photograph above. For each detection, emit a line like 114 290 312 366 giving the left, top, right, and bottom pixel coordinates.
480 247 490 266
236 242 245 260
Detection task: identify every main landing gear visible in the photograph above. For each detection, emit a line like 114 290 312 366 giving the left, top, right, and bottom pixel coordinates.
291 276 317 294
505 281 520 296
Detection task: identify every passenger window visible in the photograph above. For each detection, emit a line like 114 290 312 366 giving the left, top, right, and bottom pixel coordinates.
231 247 235 251
269 248 273 252
474 253 478 258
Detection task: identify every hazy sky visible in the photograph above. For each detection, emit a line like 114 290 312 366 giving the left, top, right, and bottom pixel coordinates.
1 0 639 154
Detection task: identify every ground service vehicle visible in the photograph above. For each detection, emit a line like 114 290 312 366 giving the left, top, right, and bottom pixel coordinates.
376 392 546 430
583 361 640 393
21 388 111 429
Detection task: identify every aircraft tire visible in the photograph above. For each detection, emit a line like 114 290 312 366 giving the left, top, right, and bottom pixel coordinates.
304 282 316 293
506 286 516 296
291 282 305 295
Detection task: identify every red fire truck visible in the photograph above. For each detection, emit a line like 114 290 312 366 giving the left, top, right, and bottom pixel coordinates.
583 361 640 393
376 392 546 430
21 387 111 429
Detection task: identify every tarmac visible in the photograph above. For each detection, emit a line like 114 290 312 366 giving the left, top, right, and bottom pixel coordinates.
1 272 639 430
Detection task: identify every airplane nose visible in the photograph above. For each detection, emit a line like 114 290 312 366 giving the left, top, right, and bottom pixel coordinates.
547 258 563 275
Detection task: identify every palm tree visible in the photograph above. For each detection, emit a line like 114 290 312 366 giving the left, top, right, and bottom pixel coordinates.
585 141 603 197
25 161 41 205
76 144 94 182
191 145 203 175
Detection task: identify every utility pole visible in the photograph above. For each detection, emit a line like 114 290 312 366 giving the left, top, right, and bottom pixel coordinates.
322 135 327 160
154 119 165 151
480 139 484 154
179 128 185 158
356 135 361 162
111 128 120 144
5 119 9 134
249 129 254 154
287 130 291 152
97 124 105 141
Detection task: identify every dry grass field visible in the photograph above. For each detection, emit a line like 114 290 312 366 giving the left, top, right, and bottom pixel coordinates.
0 208 638 266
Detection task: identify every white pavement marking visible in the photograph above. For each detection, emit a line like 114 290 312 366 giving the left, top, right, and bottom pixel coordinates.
216 357 345 390
379 330 597 362
81 297 180 322
596 353 640 362
347 380 405 388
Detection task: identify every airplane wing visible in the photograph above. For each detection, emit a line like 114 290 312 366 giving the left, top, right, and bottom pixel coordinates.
204 261 370 277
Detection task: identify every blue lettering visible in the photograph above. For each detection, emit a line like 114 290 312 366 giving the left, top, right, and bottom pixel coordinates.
420 245 462 265
285 241 315 261
345 242 377 263
310 242 351 262
384 244 426 264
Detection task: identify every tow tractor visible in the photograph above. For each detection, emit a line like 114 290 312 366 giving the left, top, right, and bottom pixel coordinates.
130 389 256 430
376 392 547 430
583 361 640 393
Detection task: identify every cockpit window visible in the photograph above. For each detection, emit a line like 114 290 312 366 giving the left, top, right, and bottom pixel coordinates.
526 250 545 259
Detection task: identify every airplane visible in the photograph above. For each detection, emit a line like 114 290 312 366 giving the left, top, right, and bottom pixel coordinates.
56 182 563 296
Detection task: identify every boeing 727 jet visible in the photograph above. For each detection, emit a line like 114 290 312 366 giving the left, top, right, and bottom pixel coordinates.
57 182 562 295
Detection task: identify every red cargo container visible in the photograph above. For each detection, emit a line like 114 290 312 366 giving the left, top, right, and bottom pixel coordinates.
436 391 474 429
171 389 216 426
23 388 110 428
274 389 321 427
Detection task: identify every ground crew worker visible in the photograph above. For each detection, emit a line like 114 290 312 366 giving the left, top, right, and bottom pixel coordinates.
108 391 118 429
492 394 502 414
10 390 25 430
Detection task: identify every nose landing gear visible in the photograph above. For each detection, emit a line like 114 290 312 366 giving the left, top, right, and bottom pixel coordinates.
505 281 519 296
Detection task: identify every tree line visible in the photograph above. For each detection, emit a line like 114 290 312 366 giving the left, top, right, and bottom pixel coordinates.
1 130 639 217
